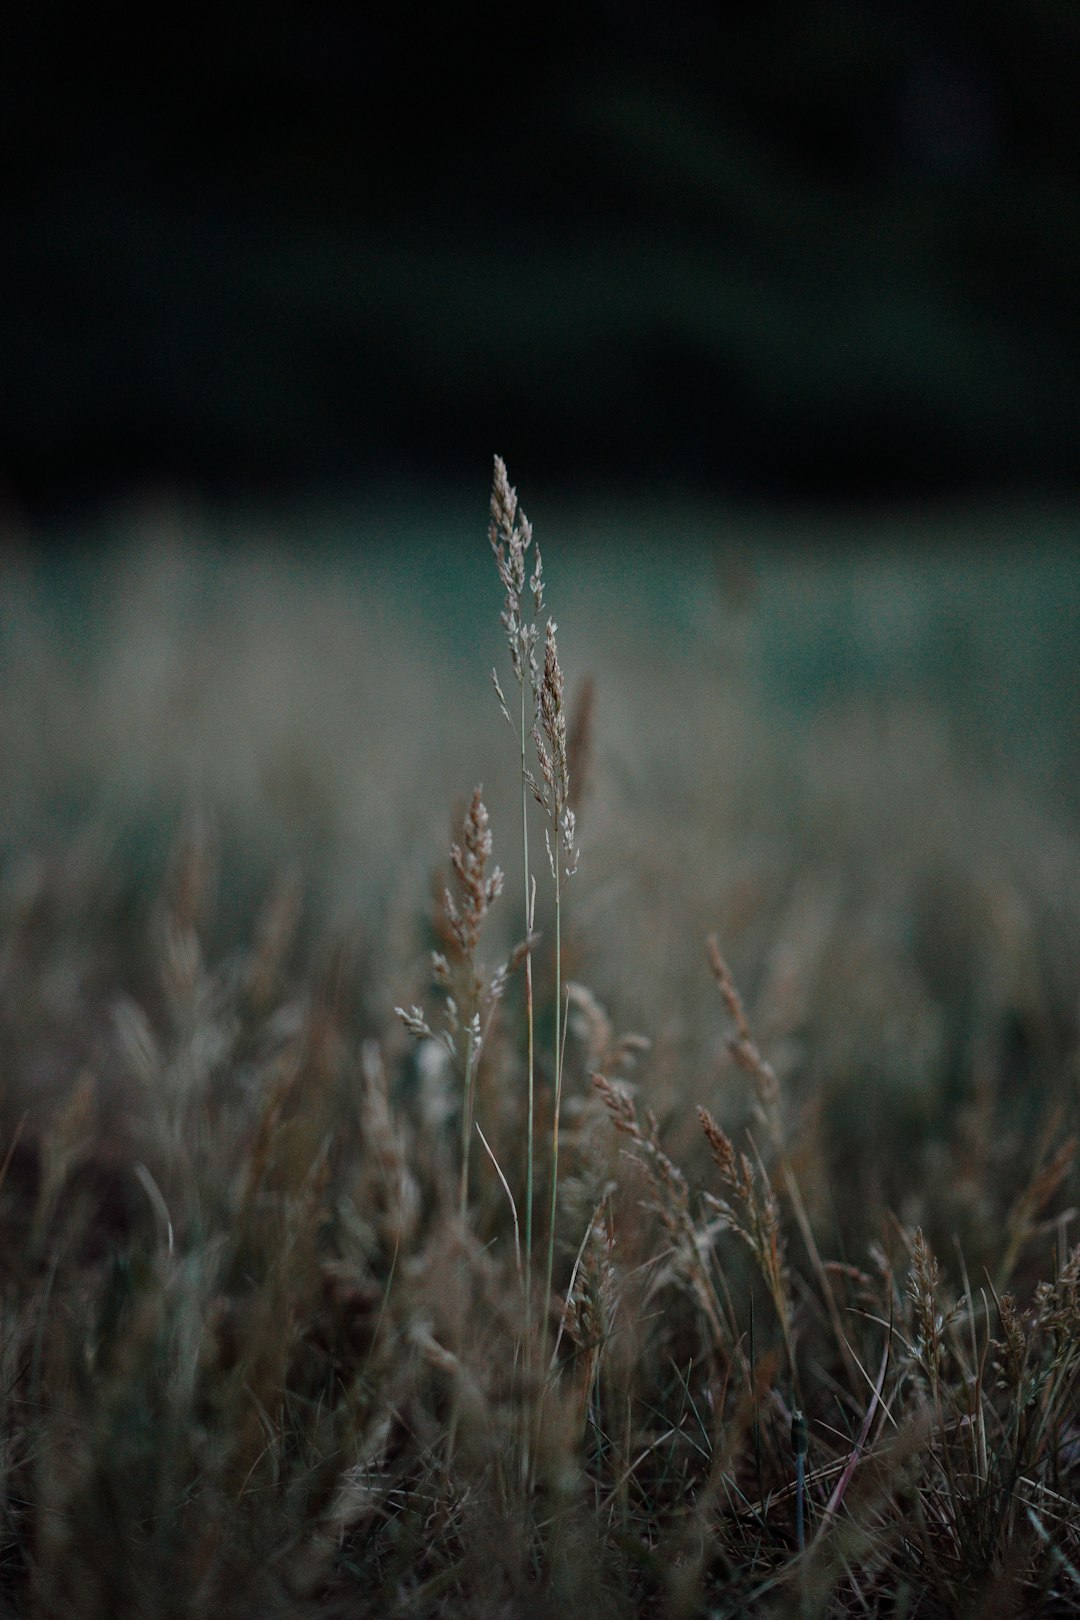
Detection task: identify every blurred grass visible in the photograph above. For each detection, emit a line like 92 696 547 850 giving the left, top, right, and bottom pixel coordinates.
9 491 1079 807
4 491 1077 1085
2 490 1080 1615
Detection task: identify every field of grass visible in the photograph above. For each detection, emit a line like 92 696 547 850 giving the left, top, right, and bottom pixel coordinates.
0 471 1079 1617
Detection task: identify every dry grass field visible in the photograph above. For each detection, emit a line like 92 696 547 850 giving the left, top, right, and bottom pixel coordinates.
0 469 1079 1616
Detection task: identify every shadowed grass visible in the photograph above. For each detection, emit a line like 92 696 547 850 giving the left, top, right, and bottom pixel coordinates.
0 477 1078 1615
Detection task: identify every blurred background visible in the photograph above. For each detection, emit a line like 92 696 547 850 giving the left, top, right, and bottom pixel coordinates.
1 0 1078 1042
0 0 1079 1251
3 0 1079 516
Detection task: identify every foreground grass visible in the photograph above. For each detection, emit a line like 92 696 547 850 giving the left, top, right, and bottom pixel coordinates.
0 478 1079 1616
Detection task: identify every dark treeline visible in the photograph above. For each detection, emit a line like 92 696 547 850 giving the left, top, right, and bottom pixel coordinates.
3 0 1079 517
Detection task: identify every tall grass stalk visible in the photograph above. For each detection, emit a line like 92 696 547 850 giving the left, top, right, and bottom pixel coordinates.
534 616 578 1355
396 785 503 1227
520 680 536 1307
545 854 563 1340
489 457 544 1320
490 461 577 1359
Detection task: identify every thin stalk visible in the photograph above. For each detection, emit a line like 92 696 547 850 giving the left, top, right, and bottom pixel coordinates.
459 1024 477 1222
521 677 535 1309
544 868 563 1340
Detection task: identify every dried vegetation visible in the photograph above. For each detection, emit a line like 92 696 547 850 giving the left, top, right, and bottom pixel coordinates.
0 471 1079 1616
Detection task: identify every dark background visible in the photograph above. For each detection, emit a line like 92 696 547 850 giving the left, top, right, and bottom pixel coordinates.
3 0 1079 518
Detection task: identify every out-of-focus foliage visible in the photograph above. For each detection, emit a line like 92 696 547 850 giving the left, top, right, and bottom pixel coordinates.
0 500 1079 1614
3 0 1079 507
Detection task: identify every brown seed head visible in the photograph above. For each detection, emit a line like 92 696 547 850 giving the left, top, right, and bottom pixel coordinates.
445 788 503 959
